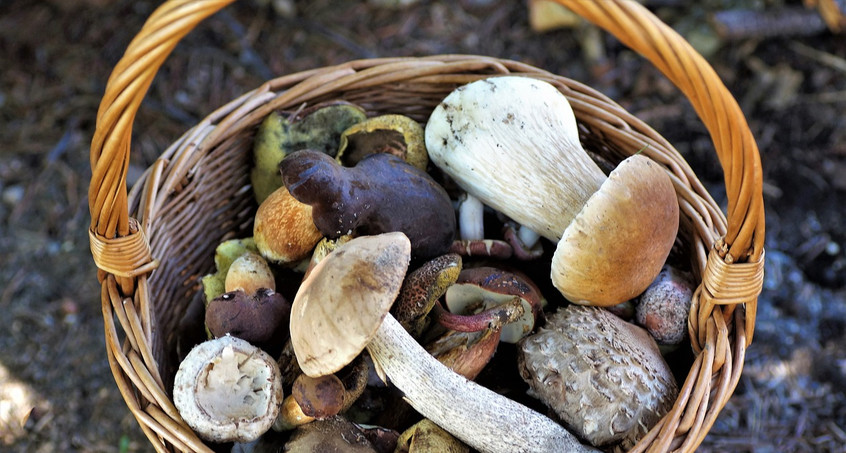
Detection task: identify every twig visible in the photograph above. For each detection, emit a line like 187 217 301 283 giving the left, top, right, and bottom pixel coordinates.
709 7 827 40
790 41 846 73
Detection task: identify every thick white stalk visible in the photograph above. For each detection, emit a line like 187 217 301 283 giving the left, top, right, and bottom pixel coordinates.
367 314 597 453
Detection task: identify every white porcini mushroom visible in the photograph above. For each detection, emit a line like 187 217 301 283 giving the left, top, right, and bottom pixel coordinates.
290 232 597 453
173 335 283 442
425 76 679 306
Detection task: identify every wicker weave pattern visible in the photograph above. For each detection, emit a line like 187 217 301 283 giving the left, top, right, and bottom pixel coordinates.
88 1 766 452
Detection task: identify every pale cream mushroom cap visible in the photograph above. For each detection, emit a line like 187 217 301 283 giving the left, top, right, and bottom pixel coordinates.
551 154 679 306
290 232 411 377
173 335 283 443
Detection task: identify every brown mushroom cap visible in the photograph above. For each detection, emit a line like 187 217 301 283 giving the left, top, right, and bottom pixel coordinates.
254 185 323 265
551 154 679 306
290 232 412 377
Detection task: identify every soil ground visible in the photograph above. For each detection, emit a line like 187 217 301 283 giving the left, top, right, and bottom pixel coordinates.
1 0 845 451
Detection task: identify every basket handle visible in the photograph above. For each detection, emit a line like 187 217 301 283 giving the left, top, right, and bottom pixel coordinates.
88 0 764 286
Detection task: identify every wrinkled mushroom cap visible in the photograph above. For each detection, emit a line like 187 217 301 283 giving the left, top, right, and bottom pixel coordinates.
291 232 412 377
551 154 679 306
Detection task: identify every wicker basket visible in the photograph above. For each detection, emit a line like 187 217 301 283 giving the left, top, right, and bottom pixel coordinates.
88 1 766 451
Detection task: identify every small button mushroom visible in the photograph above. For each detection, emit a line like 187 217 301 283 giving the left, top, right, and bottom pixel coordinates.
289 232 596 453
173 335 283 443
444 267 545 343
426 76 679 306
251 102 367 203
254 185 323 265
201 237 260 304
224 251 276 294
335 114 429 171
635 265 695 345
292 373 346 420
518 306 678 449
205 288 291 347
279 150 455 260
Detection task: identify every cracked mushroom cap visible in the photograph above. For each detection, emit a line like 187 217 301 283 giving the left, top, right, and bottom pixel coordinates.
173 335 283 443
551 154 679 306
518 305 678 448
290 232 412 377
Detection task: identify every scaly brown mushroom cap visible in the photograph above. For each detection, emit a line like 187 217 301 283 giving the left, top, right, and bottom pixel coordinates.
518 306 678 448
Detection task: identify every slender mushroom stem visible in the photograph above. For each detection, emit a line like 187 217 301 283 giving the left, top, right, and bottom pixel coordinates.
432 298 524 333
366 314 597 453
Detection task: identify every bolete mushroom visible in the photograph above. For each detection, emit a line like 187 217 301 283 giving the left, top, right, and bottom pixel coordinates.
280 150 455 260
335 114 429 171
250 102 366 203
254 185 323 265
224 251 275 294
518 305 678 448
289 232 596 453
425 76 679 306
444 266 545 343
173 335 283 443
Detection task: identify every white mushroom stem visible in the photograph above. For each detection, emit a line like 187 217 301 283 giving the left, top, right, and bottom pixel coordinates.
426 76 606 242
367 314 597 453
516 225 541 249
457 192 485 240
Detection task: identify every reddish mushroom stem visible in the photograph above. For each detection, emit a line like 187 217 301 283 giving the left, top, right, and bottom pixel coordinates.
433 298 524 333
449 239 513 260
502 222 545 260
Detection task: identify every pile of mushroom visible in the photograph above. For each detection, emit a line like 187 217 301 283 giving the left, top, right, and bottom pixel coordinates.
171 77 696 451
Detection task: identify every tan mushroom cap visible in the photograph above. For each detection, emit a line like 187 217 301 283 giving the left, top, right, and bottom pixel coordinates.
550 154 679 306
254 185 323 264
291 232 411 377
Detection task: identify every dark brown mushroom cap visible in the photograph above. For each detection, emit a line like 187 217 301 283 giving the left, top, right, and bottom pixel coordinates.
205 288 291 346
291 373 345 419
284 416 378 452
280 150 455 260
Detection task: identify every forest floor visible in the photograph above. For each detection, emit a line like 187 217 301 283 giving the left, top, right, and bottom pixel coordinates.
1 0 845 451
